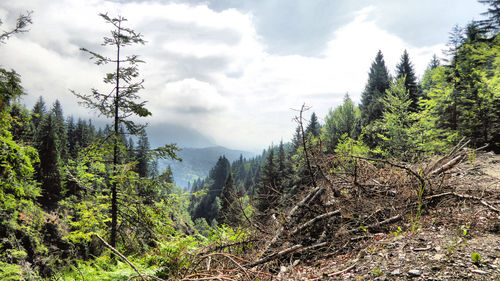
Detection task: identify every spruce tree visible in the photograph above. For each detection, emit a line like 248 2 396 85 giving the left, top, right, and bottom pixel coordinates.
395 50 421 112
478 0 500 33
257 149 279 214
321 93 361 152
360 50 391 125
428 54 440 70
35 113 62 209
136 134 150 178
71 13 150 247
31 96 46 135
220 173 238 226
305 112 321 137
291 125 302 152
51 100 68 162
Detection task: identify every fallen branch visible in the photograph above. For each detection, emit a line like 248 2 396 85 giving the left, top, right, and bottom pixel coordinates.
349 155 426 189
261 187 324 255
425 192 499 213
200 240 258 255
94 234 146 281
430 154 465 176
247 244 303 268
290 210 340 236
194 253 252 281
347 214 402 234
328 259 358 276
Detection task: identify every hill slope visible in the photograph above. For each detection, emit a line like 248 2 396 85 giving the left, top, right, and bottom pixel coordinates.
158 146 255 188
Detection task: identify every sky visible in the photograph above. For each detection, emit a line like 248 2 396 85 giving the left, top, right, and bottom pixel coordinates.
0 0 487 153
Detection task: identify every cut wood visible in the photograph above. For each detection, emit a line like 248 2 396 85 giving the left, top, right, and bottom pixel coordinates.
247 244 303 268
261 186 324 255
430 154 465 176
290 210 340 236
425 192 499 213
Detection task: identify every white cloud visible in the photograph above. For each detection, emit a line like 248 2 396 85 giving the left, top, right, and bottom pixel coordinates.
0 1 450 152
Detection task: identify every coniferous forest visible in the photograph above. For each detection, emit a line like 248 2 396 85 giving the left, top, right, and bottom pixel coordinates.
1 1 500 280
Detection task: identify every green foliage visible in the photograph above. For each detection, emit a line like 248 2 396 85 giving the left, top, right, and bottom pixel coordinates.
321 93 361 153
146 236 199 279
334 134 370 157
0 67 50 276
208 224 248 247
471 252 482 264
59 254 155 281
364 77 417 160
0 261 24 280
391 226 403 237
460 223 471 237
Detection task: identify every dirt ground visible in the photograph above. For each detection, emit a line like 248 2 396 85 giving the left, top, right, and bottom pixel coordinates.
281 152 500 280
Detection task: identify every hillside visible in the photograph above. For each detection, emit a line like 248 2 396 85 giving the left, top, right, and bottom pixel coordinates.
158 146 255 188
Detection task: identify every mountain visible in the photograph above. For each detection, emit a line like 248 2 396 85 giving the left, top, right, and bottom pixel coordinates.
158 146 255 189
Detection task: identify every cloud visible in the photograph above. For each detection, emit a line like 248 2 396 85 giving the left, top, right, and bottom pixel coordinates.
0 0 475 152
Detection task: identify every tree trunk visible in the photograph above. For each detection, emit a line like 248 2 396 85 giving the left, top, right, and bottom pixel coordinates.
111 21 121 248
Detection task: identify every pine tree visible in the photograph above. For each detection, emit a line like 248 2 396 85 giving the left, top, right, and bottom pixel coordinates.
191 156 230 223
445 25 465 59
305 112 321 137
71 13 150 247
396 50 421 111
220 173 239 226
428 54 440 70
321 93 361 152
31 96 46 137
51 100 68 162
360 50 391 125
291 125 302 152
136 134 150 178
373 77 416 160
477 0 500 33
257 149 279 214
35 113 62 209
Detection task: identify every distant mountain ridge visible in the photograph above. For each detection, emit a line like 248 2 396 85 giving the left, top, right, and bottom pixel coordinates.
158 146 255 188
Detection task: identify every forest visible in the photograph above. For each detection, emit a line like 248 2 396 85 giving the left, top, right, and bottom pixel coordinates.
0 1 499 280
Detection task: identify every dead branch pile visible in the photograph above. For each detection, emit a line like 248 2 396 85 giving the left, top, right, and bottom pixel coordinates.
248 141 499 272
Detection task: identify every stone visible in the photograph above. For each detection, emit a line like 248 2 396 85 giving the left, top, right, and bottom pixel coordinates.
391 269 401 276
471 269 487 275
431 265 441 271
408 269 421 277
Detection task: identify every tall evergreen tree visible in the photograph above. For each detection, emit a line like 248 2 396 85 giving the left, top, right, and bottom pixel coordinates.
31 96 46 136
219 173 239 226
71 13 151 247
321 93 361 152
51 100 68 162
305 112 321 137
478 0 500 33
395 50 421 111
191 156 231 223
35 113 62 209
373 77 416 160
428 54 440 70
360 50 391 125
445 25 465 59
136 134 150 178
291 125 302 152
257 149 279 214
